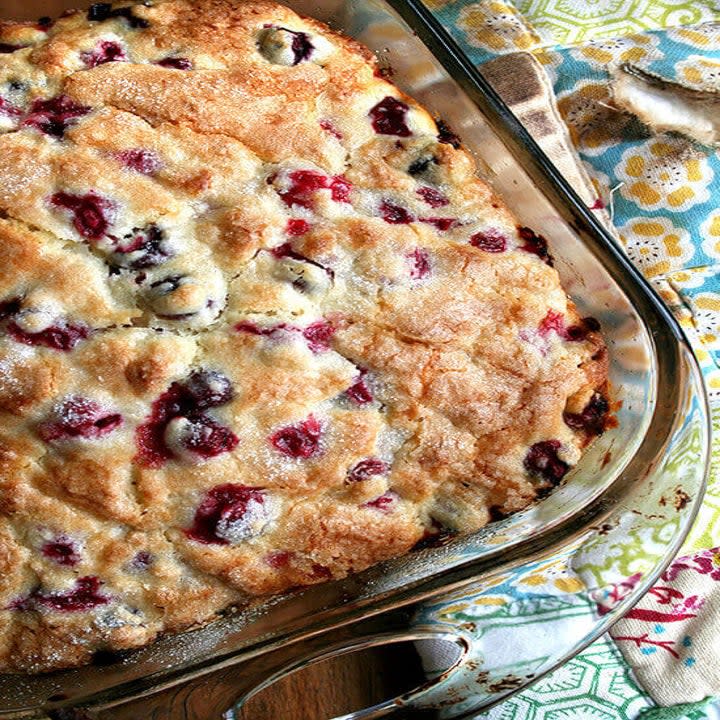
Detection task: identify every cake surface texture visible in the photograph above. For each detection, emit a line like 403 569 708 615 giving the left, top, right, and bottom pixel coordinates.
0 0 609 673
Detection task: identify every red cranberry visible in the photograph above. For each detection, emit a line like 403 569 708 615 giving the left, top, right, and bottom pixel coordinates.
0 44 27 54
135 370 236 467
319 119 342 139
311 563 332 579
364 491 397 512
260 26 314 65
345 371 373 405
41 536 81 566
436 119 461 148
186 484 267 545
269 243 334 282
270 415 322 458
369 96 411 137
38 396 123 443
130 551 153 570
0 298 21 319
538 309 566 338
286 218 310 236
302 320 335 352
173 415 239 459
518 226 553 265
14 576 110 612
524 440 569 486
564 317 601 342
50 191 115 240
115 148 161 174
81 40 127 68
417 186 449 208
0 97 23 118
380 200 413 224
23 95 91 138
347 457 387 483
420 217 457 231
407 248 431 279
564 393 610 436
154 57 193 70
113 224 171 269
265 549 293 568
470 229 507 253
329 175 352 203
7 318 89 351
278 170 351 209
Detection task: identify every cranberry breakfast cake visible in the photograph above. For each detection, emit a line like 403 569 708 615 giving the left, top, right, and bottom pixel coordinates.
0 0 609 673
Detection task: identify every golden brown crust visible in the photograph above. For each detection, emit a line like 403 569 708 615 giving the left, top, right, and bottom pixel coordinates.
0 0 609 673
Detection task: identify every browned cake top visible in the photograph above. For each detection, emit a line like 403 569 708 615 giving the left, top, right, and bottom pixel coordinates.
0 0 608 673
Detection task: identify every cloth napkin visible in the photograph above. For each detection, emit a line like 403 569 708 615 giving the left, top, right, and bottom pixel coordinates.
422 0 720 716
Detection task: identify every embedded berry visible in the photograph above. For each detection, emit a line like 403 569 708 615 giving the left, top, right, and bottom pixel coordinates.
169 415 239 459
524 440 569 486
518 226 552 265
42 536 81 567
278 170 351 209
565 316 601 342
347 457 388 483
115 148 161 175
417 186 448 208
23 95 91 138
286 218 310 236
380 200 413 224
50 191 115 240
470 229 507 253
413 519 458 550
7 318 89 351
345 371 373 405
364 491 397 512
407 248 431 279
258 26 314 66
130 551 153 570
319 119 342 139
538 309 566 338
329 175 352 203
265 550 293 568
436 119 461 148
81 40 127 68
369 96 411 137
187 484 267 545
420 217 457 231
185 369 235 409
302 320 335 352
155 57 193 70
270 415 322 459
270 243 334 281
564 393 609 436
14 576 110 612
0 44 27 54
112 224 172 269
407 155 435 177
38 396 123 443
0 97 22 118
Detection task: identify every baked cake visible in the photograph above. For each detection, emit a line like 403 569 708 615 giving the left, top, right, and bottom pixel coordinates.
0 0 609 673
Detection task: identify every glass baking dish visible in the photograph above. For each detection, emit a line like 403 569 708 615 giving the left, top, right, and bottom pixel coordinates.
0 0 710 718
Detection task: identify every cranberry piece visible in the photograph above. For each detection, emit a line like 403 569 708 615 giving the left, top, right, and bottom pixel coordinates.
235 321 283 338
329 175 352 203
187 484 267 545
518 226 553 265
345 371 373 405
369 96 411 137
0 298 21 319
115 148 161 174
130 551 153 570
0 97 23 118
113 224 171 269
407 248 431 279
311 563 332 579
0 44 27 54
279 170 351 209
135 370 236 467
319 119 342 139
286 218 310 236
302 320 335 352
420 217 457 231
364 491 397 512
270 414 322 459
174 415 239 459
14 576 110 612
286 29 314 65
413 519 458 550
87 3 149 28
470 229 507 253
50 191 115 240
155 57 193 70
38 396 123 443
347 457 387 483
266 550 293 568
524 440 569 486
23 95 91 138
380 200 413 224
42 536 81 567
81 40 127 68
538 309 566 338
436 119 461 148
564 393 610 436
408 156 435 177
564 316 601 342
417 186 449 208
270 243 334 280
7 319 89 351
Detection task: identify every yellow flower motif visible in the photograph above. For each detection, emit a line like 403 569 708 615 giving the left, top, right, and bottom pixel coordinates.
616 136 714 212
618 216 694 278
668 24 720 49
676 55 720 90
557 81 631 157
701 211 720 261
457 1 541 53
572 33 659 68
